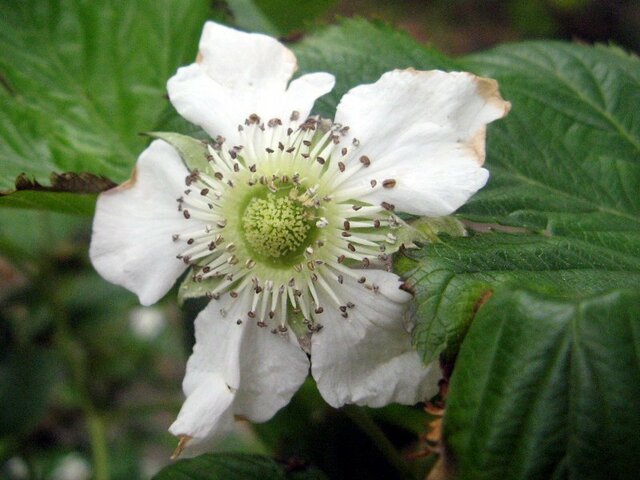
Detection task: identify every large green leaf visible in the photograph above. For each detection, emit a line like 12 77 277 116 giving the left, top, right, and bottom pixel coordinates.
395 232 640 363
153 453 327 480
0 0 213 210
443 287 640 479
292 18 457 118
459 42 640 246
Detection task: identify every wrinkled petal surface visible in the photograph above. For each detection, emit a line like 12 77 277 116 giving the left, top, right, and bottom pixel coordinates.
311 270 440 407
335 69 510 216
167 21 334 144
89 140 192 306
170 291 309 454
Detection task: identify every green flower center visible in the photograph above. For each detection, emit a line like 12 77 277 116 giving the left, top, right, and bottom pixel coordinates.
242 193 314 263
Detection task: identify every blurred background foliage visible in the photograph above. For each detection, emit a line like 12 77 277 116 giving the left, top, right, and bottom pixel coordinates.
0 0 638 479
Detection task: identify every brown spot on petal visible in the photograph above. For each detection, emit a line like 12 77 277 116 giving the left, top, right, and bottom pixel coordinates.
468 126 487 165
473 76 512 118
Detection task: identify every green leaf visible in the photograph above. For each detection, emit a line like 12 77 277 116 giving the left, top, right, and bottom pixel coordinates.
153 453 327 480
443 286 640 479
292 18 457 118
458 42 640 244
396 232 640 363
0 0 213 211
226 0 337 37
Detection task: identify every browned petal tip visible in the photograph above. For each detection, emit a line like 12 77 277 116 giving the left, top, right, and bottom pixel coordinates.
170 435 192 460
474 75 511 118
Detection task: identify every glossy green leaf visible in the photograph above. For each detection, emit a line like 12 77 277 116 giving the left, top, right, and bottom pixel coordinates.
444 287 640 479
153 453 327 480
0 0 213 209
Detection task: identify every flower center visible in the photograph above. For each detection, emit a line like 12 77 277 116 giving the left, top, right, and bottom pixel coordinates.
242 193 314 261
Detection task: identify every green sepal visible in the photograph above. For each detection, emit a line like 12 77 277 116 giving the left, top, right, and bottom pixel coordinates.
144 132 212 174
177 267 224 307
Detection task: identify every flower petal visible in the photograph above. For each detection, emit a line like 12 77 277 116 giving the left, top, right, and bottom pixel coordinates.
168 372 235 457
311 269 440 408
172 291 309 454
334 69 510 216
167 21 334 143
89 140 193 306
233 313 310 422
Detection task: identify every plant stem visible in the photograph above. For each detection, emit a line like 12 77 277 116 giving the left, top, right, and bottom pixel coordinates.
343 405 414 479
86 412 110 480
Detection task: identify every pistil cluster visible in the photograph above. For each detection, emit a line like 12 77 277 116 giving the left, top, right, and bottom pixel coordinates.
172 112 400 338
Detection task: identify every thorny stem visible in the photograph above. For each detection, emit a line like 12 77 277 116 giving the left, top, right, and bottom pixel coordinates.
343 405 414 479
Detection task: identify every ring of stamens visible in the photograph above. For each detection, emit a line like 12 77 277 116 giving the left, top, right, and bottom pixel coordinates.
173 112 400 337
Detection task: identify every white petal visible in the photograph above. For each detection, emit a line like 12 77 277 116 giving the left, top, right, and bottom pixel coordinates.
334 69 510 216
89 140 193 306
167 22 334 143
168 372 235 456
311 269 440 407
173 291 309 454
233 315 310 422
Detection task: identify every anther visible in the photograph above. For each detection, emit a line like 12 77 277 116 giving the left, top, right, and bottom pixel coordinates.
347 243 356 252
183 210 191 219
200 188 209 196
359 155 371 167
381 202 395 211
382 179 396 188
338 161 345 172
341 147 348 156
343 220 350 230
370 180 377 188
315 307 324 314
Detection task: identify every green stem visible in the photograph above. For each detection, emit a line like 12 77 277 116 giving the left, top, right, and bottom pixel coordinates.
343 405 413 479
86 412 110 480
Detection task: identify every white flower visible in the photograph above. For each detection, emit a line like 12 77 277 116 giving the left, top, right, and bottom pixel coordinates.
89 22 510 456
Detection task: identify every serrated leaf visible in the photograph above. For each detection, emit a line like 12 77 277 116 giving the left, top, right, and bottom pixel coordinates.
458 42 640 246
153 453 327 480
0 0 213 211
292 18 457 118
395 233 640 363
443 287 640 479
